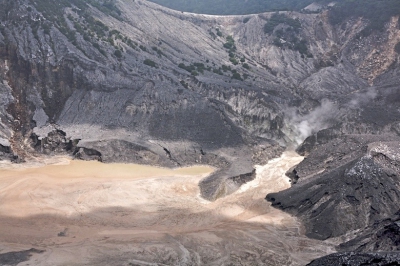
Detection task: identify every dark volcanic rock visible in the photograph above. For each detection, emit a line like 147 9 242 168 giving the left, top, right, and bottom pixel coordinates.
267 141 400 240
0 143 10 154
73 147 102 162
0 248 44 266
200 168 255 201
338 211 400 253
30 129 78 155
307 252 400 266
0 143 14 161
200 140 284 200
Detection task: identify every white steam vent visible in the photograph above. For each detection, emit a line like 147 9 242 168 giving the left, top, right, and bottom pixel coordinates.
284 99 338 145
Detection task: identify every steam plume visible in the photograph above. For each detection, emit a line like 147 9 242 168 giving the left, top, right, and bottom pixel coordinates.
286 99 338 145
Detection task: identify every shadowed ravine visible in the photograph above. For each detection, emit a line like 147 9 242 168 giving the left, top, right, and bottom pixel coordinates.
0 152 334 265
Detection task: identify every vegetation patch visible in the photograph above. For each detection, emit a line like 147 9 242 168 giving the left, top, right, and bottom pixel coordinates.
328 0 400 37
145 0 324 15
152 46 164 57
216 28 223 37
243 63 250 70
180 80 189 88
263 13 311 57
213 68 223 75
264 13 301 34
28 0 136 58
87 0 122 20
208 30 217 40
223 35 236 51
139 45 147 52
231 72 242 81
229 57 239 65
178 62 209 75
144 59 157 68
395 42 400 54
114 49 122 58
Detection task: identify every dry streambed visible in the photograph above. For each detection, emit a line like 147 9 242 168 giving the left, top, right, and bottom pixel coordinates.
0 152 334 265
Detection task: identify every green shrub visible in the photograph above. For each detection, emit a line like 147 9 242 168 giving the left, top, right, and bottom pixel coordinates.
264 13 301 34
213 68 223 75
114 49 122 58
395 42 400 54
178 62 206 74
232 72 242 80
223 42 234 49
224 35 235 49
180 80 189 88
229 57 239 65
221 65 231 72
216 28 222 37
144 59 157 68
92 42 107 56
209 30 217 39
178 63 195 72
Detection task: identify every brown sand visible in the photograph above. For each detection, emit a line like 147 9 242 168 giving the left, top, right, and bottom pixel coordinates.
0 152 334 265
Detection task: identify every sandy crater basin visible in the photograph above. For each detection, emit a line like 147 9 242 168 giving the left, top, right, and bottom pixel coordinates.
0 152 334 265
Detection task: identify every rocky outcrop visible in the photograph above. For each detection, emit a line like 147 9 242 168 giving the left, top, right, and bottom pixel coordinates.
30 130 78 154
267 83 400 240
266 80 400 262
73 147 102 162
0 248 44 266
306 252 400 266
200 140 284 200
339 212 400 253
267 147 400 240
0 143 12 161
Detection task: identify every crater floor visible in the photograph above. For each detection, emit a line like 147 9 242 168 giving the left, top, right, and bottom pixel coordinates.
0 152 334 265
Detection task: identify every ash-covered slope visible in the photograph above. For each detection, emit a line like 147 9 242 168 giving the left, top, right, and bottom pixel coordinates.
1 0 400 264
265 17 400 264
0 0 296 199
